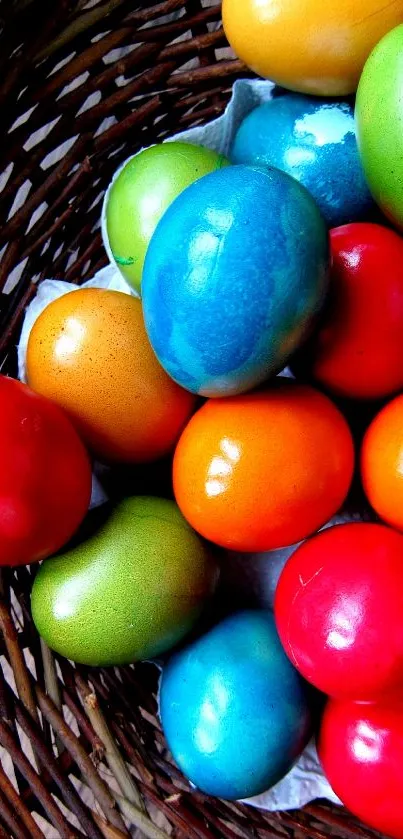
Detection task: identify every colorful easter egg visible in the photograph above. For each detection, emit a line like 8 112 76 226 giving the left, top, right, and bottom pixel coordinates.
356 25 403 229
105 142 229 293
26 288 195 463
275 522 403 699
231 97 373 227
293 223 403 399
142 165 329 397
160 611 313 800
173 382 354 552
0 376 91 567
319 697 403 839
362 394 403 532
32 497 219 666
222 0 403 95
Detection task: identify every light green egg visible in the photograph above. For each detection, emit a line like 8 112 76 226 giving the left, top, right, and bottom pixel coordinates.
106 142 229 293
31 497 219 666
356 24 403 229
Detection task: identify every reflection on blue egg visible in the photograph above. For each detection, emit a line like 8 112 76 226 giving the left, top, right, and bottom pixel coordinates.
159 611 313 800
231 96 373 227
142 165 329 397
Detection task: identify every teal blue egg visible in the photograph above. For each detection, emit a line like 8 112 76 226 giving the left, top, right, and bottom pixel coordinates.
231 96 373 227
142 165 329 397
159 611 313 800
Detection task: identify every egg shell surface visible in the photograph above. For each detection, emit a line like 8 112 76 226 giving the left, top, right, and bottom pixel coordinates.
319 697 403 839
26 288 195 463
105 142 229 293
31 496 219 666
293 223 403 400
173 382 354 552
231 97 373 227
275 522 403 699
142 165 329 397
356 24 403 230
160 610 313 800
222 0 403 96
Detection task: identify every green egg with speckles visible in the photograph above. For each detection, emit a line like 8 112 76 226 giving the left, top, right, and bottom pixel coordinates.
356 25 403 229
31 497 219 666
105 142 229 294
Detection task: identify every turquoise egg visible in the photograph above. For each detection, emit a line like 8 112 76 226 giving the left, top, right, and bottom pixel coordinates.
142 165 329 397
231 97 373 227
159 611 313 800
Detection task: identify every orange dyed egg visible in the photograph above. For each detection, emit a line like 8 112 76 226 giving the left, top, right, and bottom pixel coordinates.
222 0 403 96
173 382 354 552
26 288 195 463
361 394 403 532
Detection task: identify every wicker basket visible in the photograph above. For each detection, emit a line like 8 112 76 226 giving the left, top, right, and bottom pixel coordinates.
0 2 386 838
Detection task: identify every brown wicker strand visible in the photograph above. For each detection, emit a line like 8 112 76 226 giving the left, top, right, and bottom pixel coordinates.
0 818 17 839
76 674 147 814
36 0 185 63
0 0 72 110
112 794 181 839
0 763 46 839
36 683 131 836
5 680 107 839
91 812 130 839
0 718 83 838
0 137 90 254
0 784 33 839
0 598 38 723
35 0 130 62
61 686 106 758
304 806 381 839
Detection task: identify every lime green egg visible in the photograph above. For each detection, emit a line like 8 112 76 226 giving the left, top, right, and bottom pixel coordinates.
31 496 219 666
106 142 229 293
356 25 403 229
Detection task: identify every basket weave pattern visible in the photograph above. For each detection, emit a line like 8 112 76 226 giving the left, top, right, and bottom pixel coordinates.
0 2 384 837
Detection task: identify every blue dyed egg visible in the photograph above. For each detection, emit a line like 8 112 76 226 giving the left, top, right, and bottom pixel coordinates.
159 610 313 800
142 165 329 397
231 96 373 227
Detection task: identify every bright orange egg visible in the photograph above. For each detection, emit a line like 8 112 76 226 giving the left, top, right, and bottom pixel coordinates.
222 0 403 96
26 288 195 463
173 382 354 552
361 395 403 532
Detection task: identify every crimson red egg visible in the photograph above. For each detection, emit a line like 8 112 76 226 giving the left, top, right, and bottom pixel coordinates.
319 697 403 839
274 522 403 699
0 376 92 566
294 223 403 399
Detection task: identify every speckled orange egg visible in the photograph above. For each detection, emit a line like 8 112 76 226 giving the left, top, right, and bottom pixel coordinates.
26 288 196 463
222 0 403 96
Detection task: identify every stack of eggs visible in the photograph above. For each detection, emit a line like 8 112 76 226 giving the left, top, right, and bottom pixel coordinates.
3 4 403 837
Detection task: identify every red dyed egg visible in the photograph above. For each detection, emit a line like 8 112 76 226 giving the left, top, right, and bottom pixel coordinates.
274 522 403 699
294 223 403 399
319 697 403 839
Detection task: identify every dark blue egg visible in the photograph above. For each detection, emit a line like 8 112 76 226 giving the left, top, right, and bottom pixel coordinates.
159 610 313 800
142 165 328 397
231 96 374 227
